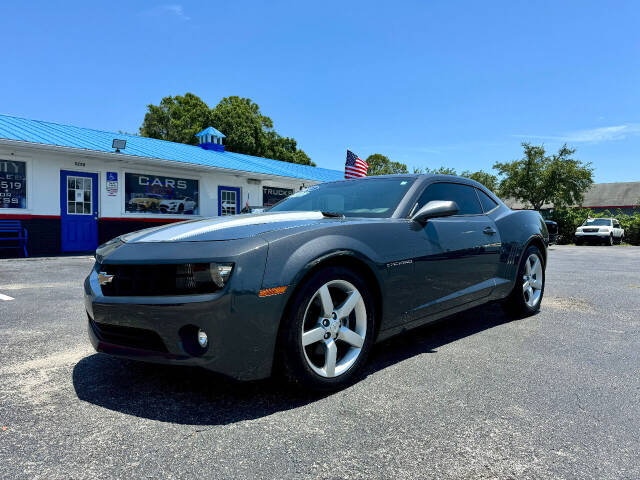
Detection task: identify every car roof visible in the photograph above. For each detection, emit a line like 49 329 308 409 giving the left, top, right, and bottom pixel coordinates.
323 173 475 183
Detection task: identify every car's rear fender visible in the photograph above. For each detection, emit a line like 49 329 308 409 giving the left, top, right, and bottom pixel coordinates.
491 209 548 299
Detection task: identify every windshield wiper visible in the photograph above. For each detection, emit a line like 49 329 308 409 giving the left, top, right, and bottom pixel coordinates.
320 211 344 218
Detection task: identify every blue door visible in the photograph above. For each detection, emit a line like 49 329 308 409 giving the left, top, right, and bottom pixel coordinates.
60 170 98 252
218 186 241 216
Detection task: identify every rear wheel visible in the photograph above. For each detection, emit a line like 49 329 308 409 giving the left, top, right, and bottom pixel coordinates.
279 266 375 391
503 245 545 317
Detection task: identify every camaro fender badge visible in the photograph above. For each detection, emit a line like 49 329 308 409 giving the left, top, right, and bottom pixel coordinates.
98 272 115 286
386 259 413 268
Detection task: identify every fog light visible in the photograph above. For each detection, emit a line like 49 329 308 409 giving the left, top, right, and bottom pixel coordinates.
197 329 208 348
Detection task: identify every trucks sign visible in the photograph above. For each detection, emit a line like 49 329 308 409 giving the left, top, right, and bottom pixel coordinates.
263 186 293 207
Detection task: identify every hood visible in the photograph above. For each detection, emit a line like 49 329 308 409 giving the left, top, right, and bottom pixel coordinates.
121 211 338 243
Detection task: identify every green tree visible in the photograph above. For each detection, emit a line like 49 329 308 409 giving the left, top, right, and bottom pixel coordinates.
140 93 314 165
460 170 499 192
365 154 409 175
262 131 314 166
210 96 315 165
413 166 458 175
140 93 211 145
209 96 272 158
494 143 594 210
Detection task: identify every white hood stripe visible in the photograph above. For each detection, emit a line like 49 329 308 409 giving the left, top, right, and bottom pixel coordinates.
139 211 325 242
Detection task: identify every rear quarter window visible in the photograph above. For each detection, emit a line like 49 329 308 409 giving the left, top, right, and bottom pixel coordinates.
476 189 498 213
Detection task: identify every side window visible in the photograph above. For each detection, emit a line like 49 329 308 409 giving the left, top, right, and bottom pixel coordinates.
415 183 483 216
476 188 498 213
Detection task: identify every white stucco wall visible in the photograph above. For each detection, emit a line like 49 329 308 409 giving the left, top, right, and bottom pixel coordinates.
0 144 314 219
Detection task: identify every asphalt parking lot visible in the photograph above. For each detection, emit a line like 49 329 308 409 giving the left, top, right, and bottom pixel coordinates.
1 245 639 479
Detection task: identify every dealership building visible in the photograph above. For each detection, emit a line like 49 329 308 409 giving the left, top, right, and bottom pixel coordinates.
0 114 342 257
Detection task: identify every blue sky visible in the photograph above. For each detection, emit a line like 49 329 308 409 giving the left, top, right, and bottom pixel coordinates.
1 1 639 182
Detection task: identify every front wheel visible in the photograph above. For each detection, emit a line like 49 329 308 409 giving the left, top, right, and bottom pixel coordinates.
606 234 614 246
502 245 545 317
278 266 375 391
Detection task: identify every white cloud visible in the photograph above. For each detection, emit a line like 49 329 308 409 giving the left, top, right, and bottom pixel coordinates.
161 4 190 20
140 4 190 21
514 124 640 143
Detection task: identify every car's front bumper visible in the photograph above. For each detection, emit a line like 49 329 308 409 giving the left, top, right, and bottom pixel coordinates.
84 238 286 381
576 232 610 241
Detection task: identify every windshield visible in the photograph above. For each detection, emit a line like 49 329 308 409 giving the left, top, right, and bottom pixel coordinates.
269 177 416 218
583 219 611 226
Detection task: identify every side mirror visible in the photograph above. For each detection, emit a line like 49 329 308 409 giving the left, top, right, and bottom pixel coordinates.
412 200 459 224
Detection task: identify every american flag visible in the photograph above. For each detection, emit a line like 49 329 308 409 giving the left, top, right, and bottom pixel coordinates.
344 150 368 179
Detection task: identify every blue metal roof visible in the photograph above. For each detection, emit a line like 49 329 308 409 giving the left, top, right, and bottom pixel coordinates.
196 126 225 138
0 114 343 183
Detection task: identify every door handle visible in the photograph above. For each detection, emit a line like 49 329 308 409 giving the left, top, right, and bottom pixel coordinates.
483 226 496 235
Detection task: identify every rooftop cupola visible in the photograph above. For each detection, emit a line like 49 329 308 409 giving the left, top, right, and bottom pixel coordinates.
196 126 226 152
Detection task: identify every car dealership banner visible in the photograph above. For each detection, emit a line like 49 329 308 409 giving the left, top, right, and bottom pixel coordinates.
263 186 293 207
0 160 26 209
124 172 199 215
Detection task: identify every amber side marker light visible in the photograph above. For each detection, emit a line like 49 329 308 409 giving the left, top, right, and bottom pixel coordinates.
259 286 288 297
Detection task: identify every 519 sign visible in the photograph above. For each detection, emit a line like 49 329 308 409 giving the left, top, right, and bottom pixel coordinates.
0 160 27 209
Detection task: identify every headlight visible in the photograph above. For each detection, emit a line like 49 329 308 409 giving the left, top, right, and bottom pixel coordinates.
210 263 234 287
599 228 610 233
188 263 234 289
95 237 123 261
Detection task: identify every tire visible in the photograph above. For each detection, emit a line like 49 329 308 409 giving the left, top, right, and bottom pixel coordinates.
278 266 375 391
575 239 583 246
607 234 613 246
502 245 545 318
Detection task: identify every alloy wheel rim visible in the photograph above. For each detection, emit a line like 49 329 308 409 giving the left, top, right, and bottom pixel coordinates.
301 280 367 378
522 253 543 308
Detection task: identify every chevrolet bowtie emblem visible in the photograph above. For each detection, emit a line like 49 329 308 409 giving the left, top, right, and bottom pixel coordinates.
98 272 115 286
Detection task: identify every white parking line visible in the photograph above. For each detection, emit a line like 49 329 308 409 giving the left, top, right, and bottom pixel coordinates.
0 293 15 301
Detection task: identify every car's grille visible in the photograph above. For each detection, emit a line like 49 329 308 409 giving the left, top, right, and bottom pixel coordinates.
583 228 599 233
97 263 218 296
89 319 168 352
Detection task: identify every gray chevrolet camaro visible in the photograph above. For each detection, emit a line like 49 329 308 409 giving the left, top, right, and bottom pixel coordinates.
85 174 548 391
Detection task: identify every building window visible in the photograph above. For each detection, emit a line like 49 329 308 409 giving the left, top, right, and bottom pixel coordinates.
66 176 93 214
124 172 199 215
0 160 27 209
